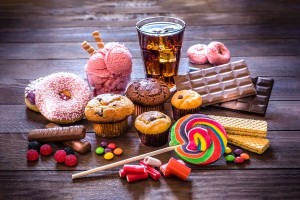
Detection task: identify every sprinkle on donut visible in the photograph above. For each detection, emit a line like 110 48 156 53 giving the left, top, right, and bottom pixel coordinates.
35 72 92 124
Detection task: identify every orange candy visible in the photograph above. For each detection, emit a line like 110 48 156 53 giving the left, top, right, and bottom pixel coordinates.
240 153 250 160
113 148 123 155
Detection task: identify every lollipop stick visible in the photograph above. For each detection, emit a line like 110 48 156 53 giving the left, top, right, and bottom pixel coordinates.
92 31 104 49
72 144 181 180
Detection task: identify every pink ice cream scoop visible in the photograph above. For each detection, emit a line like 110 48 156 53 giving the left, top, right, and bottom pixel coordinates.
84 42 132 96
105 44 132 76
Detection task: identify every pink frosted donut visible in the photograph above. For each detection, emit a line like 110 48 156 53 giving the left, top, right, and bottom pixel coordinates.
35 72 92 124
187 44 208 64
205 42 231 65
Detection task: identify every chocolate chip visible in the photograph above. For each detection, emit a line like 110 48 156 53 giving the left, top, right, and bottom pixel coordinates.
97 110 103 117
149 117 156 122
178 95 183 99
97 97 102 102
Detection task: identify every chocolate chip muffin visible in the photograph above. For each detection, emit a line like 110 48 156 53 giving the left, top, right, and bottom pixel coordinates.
171 89 202 120
135 111 171 147
85 93 134 137
125 78 170 116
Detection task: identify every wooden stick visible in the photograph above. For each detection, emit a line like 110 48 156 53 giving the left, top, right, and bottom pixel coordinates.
72 144 181 180
81 41 96 55
92 31 104 49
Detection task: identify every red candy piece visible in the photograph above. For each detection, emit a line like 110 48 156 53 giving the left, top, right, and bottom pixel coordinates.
126 171 148 183
27 149 39 161
234 156 245 164
107 143 117 150
54 150 67 163
119 169 127 178
165 158 191 181
123 164 145 174
40 144 53 156
139 161 161 181
64 155 77 167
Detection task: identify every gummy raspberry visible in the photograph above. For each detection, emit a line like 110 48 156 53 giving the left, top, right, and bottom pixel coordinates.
64 155 77 167
40 144 53 156
28 141 41 152
64 147 75 155
54 150 67 163
27 149 39 161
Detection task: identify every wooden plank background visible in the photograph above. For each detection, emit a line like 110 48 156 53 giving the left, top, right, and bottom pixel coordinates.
0 0 300 199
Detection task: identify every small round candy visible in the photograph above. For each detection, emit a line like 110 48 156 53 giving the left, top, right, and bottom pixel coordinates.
225 155 235 162
234 148 243 157
95 147 105 155
225 147 232 154
100 141 108 148
240 153 250 160
113 148 123 155
104 152 114 160
104 148 112 153
107 143 117 150
234 156 245 164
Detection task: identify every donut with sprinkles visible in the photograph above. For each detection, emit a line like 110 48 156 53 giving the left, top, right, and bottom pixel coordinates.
35 72 92 124
169 114 227 165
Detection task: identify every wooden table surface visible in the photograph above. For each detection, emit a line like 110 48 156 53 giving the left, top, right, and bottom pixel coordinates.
1 0 300 199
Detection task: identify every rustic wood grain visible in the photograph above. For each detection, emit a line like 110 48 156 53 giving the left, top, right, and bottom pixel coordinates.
0 170 299 200
0 0 299 199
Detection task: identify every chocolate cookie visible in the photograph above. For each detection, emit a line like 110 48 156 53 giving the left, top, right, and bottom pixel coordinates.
126 78 170 106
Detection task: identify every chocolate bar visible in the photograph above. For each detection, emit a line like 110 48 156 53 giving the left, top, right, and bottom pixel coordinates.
28 125 86 142
210 77 274 116
62 139 91 155
174 60 256 106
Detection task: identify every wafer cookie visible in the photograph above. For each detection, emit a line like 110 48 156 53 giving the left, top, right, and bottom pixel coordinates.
208 115 267 138
228 134 269 154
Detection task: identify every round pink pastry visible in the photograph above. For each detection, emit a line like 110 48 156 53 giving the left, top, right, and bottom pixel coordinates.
105 44 132 75
205 42 231 65
35 72 92 124
187 44 208 64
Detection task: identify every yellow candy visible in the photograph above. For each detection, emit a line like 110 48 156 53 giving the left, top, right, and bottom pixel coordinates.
225 147 232 154
104 152 114 160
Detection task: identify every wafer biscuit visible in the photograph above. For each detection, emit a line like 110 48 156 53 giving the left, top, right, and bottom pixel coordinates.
209 115 267 138
92 31 104 49
81 41 96 55
228 134 269 154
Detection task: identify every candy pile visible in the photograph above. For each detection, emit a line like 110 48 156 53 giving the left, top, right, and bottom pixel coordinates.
224 147 250 164
95 141 123 160
119 156 191 183
27 141 78 167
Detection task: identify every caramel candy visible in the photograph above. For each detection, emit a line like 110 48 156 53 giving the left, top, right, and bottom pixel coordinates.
62 139 91 155
28 125 86 142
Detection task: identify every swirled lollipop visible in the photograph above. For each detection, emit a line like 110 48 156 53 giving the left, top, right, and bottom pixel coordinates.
169 114 227 165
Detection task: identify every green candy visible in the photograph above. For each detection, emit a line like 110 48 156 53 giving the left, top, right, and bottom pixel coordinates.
95 147 104 155
225 155 235 162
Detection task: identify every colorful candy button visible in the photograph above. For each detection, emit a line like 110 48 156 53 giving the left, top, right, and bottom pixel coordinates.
104 152 114 160
225 155 235 162
113 148 123 155
107 143 117 150
95 147 104 155
100 141 108 148
225 147 232 154
105 148 112 153
240 153 250 160
233 148 243 157
234 156 245 164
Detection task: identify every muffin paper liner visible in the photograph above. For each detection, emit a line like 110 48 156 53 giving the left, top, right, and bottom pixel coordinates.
172 106 201 121
134 104 164 117
93 118 128 138
136 129 169 147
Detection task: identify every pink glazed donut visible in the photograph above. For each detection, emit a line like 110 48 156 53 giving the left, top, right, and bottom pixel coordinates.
187 44 208 64
35 72 92 124
205 42 231 65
